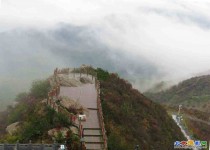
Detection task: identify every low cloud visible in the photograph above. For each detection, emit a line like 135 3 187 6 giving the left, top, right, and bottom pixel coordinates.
0 25 160 110
1 0 210 109
139 6 210 29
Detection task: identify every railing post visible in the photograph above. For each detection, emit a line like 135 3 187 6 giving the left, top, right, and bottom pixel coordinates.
16 140 19 150
3 141 7 150
53 102 55 109
73 68 75 78
47 97 48 105
68 68 70 75
29 140 32 150
40 141 44 150
58 84 60 95
65 141 67 149
58 105 60 113
48 97 50 106
53 140 56 150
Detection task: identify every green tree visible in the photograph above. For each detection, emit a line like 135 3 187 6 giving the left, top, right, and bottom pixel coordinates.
96 68 109 81
15 92 28 102
30 79 50 99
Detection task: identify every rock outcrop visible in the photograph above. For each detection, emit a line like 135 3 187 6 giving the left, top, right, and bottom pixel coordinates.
6 122 20 135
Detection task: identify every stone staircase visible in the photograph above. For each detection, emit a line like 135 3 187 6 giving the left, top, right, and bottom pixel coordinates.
84 128 104 150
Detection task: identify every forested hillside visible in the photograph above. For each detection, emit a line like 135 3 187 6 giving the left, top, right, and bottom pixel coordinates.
0 67 185 150
0 80 80 149
146 75 210 112
97 69 185 150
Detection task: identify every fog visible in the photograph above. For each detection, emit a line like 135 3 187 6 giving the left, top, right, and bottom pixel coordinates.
0 26 159 109
0 0 210 110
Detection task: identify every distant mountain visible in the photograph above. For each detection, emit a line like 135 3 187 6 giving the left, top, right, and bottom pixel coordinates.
146 81 173 93
145 75 210 112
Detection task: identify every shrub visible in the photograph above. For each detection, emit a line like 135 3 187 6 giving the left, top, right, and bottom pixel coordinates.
30 79 51 99
96 68 109 81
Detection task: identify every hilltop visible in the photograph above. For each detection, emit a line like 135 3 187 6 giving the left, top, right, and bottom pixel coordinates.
0 66 185 150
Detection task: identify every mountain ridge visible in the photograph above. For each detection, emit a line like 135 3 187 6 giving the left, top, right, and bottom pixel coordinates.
0 67 185 150
145 74 210 112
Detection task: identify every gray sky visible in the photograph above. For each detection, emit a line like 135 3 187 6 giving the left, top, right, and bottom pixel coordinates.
0 0 210 109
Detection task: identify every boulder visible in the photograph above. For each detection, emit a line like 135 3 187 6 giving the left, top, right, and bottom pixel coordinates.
6 122 20 135
48 127 78 137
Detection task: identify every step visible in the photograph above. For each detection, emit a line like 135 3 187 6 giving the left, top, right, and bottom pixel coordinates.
84 134 103 137
84 128 101 130
88 108 99 110
84 130 102 136
85 143 104 150
86 149 104 150
84 136 103 143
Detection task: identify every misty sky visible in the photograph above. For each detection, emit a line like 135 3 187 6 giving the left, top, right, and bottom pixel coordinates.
0 0 210 109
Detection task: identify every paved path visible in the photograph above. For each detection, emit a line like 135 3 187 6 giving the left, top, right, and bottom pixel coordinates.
59 80 104 150
60 84 97 109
